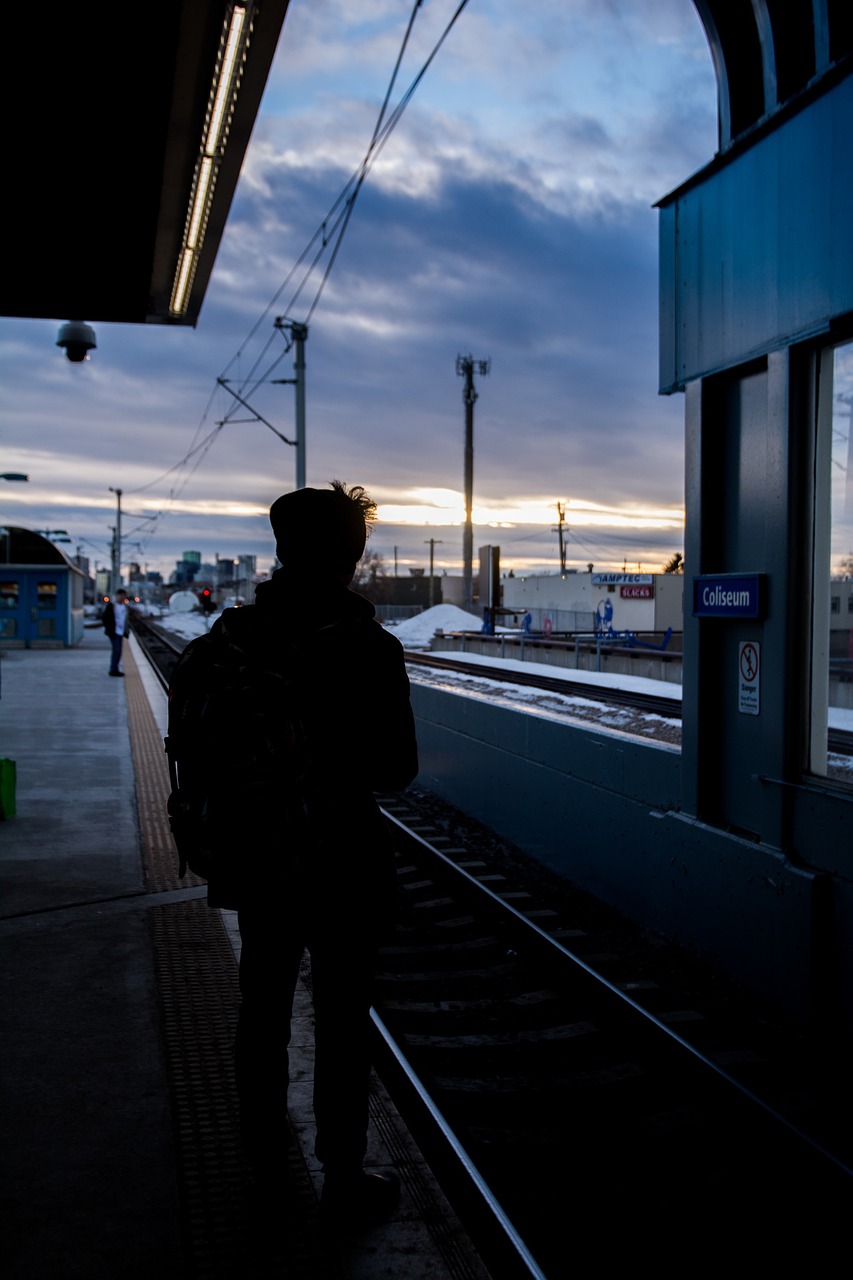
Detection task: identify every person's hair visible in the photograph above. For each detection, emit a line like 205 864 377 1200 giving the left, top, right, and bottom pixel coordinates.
269 479 376 575
329 479 377 528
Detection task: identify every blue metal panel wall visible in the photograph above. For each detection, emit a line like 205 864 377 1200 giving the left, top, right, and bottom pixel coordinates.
411 683 829 1022
659 73 853 392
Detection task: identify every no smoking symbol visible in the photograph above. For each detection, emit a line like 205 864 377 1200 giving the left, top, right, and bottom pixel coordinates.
740 644 758 682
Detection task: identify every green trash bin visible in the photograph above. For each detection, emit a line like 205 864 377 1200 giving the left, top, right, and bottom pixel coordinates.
0 757 16 818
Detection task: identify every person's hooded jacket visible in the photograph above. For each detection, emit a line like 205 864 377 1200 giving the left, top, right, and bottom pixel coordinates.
200 567 418 917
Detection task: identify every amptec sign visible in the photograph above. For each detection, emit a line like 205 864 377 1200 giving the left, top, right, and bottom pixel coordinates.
592 573 652 586
692 573 766 619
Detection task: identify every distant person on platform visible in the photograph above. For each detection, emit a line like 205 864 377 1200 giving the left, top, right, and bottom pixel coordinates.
102 588 130 677
212 481 419 1229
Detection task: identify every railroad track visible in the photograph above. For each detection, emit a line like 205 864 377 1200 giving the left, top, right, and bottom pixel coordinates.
133 613 853 1275
404 650 682 718
133 614 186 686
370 791 852 1275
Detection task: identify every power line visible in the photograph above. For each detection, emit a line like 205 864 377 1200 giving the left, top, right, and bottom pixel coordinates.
119 2 473 564
222 0 471 396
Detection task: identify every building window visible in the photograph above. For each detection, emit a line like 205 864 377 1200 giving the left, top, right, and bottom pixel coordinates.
812 340 853 787
37 581 58 609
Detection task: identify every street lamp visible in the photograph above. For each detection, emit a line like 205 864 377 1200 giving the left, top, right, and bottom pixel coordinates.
1 473 29 482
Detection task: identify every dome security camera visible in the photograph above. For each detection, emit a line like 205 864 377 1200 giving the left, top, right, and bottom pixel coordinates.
56 320 97 363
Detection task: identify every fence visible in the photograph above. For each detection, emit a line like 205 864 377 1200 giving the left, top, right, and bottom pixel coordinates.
433 629 684 685
500 607 596 634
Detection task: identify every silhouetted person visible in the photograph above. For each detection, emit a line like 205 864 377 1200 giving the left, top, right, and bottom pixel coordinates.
102 588 130 676
205 481 418 1229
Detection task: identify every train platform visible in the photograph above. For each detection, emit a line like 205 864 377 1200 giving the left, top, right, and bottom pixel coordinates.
0 629 492 1280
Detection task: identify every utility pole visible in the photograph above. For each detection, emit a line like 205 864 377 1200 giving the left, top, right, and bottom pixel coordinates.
456 354 490 612
109 487 122 595
291 322 307 489
424 538 443 608
553 501 568 573
273 318 308 488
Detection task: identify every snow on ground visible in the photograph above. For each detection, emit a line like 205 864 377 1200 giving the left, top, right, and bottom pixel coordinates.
428 648 683 700
381 604 486 649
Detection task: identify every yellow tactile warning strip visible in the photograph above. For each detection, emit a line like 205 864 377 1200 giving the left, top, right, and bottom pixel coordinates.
123 642 205 894
122 643 332 1279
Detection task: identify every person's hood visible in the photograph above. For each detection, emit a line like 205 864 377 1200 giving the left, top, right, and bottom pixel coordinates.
253 566 376 632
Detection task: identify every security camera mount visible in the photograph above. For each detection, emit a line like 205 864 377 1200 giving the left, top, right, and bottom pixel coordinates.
56 320 97 363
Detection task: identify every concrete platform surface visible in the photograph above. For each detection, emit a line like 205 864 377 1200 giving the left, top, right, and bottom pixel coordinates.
0 630 491 1280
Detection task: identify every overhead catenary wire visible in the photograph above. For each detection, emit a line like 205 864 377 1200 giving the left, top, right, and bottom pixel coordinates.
498 519 684 573
214 0 426 395
123 2 471 566
224 0 471 388
301 0 461 327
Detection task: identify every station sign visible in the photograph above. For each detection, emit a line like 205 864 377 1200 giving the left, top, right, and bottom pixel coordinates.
692 573 766 619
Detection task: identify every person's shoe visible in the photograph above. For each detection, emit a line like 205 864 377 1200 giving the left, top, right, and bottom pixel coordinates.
320 1170 400 1228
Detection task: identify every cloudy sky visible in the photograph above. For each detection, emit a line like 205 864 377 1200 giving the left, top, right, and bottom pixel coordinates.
0 0 719 584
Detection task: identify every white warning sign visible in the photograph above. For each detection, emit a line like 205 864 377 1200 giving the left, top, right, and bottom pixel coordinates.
738 641 760 715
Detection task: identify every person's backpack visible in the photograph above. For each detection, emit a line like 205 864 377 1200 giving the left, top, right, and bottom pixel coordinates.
164 606 308 890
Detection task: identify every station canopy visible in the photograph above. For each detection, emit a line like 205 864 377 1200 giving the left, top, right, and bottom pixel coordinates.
6 2 291 328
